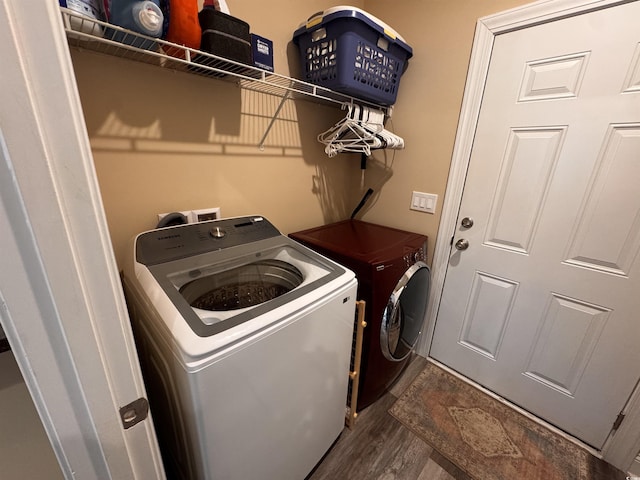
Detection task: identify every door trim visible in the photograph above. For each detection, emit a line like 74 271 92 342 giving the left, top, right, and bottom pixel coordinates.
0 2 164 478
415 0 640 470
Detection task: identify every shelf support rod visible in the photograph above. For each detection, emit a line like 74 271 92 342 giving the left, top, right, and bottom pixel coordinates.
258 90 291 150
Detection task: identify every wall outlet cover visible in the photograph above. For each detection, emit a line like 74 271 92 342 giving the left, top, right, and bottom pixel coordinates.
190 207 221 223
157 207 221 225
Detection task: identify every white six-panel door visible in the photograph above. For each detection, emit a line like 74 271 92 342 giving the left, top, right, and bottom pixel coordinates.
430 0 640 450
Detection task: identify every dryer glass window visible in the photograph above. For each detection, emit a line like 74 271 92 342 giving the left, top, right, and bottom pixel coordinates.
179 260 303 311
381 263 430 361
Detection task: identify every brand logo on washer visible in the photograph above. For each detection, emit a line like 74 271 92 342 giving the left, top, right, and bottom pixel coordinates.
376 264 392 271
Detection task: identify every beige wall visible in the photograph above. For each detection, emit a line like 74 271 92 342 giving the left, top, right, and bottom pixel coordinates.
71 0 531 268
361 0 532 262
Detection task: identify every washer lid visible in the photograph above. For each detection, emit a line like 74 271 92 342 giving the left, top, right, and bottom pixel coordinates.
142 235 349 337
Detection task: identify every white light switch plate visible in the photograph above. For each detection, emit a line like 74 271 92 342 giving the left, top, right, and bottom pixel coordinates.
410 191 437 214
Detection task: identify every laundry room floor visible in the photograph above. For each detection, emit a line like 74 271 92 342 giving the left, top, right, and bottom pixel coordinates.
0 350 64 480
308 354 626 480
308 355 470 480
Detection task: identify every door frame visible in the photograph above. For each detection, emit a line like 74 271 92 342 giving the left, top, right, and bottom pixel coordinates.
415 0 640 470
0 2 164 478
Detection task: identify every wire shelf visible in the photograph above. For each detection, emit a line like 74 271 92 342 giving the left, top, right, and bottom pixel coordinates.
60 8 386 113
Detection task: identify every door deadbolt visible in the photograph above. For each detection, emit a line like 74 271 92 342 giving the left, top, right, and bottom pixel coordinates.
461 217 474 228
455 239 470 251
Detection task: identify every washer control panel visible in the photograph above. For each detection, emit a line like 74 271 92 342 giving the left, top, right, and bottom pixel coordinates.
136 216 281 266
210 226 227 239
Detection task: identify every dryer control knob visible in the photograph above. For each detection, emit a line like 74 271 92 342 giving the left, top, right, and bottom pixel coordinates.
210 227 226 239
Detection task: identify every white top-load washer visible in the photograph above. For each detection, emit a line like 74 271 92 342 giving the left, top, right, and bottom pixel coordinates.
122 216 357 480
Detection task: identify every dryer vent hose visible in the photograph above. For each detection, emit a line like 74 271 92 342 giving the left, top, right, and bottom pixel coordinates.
350 188 374 219
156 212 188 228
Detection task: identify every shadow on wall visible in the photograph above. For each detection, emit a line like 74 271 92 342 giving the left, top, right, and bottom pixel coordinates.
71 49 311 156
352 152 396 218
286 41 397 223
72 46 370 222
72 52 241 143
294 104 397 223
286 40 359 223
69 46 388 225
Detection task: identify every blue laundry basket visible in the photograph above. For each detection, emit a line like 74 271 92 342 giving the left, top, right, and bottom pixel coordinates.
293 7 413 106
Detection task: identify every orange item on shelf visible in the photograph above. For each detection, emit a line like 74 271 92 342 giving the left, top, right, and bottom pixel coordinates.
164 0 201 55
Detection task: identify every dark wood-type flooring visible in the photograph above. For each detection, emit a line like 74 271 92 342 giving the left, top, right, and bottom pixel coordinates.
308 355 626 480
308 355 470 480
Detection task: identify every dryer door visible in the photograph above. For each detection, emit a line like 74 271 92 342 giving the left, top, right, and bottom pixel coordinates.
380 262 430 361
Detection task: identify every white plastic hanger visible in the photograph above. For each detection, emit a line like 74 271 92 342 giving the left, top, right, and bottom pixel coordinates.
317 104 404 157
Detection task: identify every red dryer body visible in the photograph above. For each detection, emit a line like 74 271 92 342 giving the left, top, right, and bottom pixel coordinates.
290 220 430 411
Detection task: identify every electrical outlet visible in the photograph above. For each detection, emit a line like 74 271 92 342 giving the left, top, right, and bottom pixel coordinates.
410 191 437 214
189 207 221 223
157 207 221 225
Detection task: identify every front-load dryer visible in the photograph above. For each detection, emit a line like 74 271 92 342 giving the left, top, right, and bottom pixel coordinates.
290 220 430 411
122 216 357 480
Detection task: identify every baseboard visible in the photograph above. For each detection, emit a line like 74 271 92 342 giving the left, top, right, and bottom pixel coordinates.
629 454 640 476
